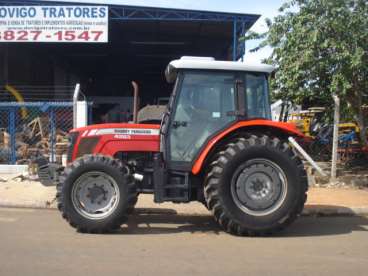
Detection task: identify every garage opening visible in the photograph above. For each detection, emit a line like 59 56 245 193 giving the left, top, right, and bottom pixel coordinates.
0 1 259 121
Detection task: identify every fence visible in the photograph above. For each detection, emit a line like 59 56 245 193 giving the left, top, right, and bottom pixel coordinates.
0 85 75 102
0 102 74 165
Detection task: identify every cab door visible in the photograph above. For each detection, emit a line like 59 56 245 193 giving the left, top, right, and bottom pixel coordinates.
167 71 237 167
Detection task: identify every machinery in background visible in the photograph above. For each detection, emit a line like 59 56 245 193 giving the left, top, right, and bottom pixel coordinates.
276 101 367 164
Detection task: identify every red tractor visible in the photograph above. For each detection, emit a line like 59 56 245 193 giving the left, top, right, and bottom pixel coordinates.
55 57 308 236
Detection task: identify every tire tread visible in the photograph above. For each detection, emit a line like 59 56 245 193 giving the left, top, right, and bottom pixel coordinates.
56 154 138 233
204 134 308 236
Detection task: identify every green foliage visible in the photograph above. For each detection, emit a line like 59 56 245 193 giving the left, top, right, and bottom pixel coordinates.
244 0 368 144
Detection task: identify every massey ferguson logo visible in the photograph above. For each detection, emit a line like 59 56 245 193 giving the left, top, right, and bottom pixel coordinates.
85 128 160 136
114 129 153 135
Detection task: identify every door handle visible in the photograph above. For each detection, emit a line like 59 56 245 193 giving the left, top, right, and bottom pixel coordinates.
172 121 188 128
226 110 246 117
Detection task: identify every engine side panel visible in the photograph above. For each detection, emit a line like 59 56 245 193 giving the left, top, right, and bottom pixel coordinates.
70 123 160 162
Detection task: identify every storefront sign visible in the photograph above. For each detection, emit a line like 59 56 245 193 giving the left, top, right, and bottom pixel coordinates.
0 6 108 43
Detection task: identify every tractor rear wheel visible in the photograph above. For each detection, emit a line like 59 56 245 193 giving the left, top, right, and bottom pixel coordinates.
204 135 308 236
57 155 137 233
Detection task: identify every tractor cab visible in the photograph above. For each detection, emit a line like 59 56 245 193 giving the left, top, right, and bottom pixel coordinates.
162 57 273 166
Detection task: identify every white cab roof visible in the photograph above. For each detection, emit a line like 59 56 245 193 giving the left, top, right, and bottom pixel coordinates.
166 56 274 82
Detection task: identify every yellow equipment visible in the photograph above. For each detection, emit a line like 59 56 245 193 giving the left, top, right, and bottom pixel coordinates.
288 107 325 137
3 85 27 119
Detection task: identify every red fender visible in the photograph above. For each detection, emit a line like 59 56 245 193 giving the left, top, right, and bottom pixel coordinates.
191 119 306 175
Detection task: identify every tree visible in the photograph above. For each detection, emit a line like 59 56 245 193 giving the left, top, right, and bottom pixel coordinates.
244 0 368 145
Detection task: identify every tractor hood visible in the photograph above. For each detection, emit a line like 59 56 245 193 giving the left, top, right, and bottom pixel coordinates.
67 123 161 162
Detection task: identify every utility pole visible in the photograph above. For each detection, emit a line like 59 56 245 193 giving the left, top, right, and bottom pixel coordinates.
331 94 340 182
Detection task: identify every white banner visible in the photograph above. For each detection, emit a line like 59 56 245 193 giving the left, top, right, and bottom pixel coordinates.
0 6 108 43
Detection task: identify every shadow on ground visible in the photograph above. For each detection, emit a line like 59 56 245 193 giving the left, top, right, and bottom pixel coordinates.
112 206 368 237
117 208 221 235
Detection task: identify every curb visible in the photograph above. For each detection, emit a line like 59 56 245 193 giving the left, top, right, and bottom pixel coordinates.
0 200 368 216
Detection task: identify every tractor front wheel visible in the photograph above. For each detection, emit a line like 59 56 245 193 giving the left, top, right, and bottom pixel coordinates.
204 135 308 236
57 155 137 233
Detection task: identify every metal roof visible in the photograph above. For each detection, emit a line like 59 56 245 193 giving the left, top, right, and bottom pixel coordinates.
0 1 259 23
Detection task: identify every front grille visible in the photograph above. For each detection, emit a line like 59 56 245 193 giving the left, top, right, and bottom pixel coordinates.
76 137 100 159
66 132 79 162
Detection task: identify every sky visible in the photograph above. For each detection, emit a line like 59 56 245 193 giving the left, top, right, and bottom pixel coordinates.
42 0 286 63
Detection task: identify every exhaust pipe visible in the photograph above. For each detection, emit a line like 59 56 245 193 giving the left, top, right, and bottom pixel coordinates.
73 83 81 129
131 81 139 123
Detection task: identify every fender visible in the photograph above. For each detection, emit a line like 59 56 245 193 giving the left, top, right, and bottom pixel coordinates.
191 119 306 175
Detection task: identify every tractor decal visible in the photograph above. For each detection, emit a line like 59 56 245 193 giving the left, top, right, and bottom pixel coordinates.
83 128 160 137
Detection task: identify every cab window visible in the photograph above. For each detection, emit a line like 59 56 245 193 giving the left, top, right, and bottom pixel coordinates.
169 71 236 162
245 73 271 119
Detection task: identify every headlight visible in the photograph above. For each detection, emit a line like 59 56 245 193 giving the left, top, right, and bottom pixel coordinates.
76 137 100 159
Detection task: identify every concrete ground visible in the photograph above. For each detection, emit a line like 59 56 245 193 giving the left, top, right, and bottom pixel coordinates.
0 208 368 276
1 175 368 215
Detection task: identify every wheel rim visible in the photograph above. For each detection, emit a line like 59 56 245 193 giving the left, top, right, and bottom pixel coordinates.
71 171 120 220
230 159 287 217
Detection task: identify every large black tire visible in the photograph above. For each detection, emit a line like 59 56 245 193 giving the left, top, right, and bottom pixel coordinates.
57 154 138 233
204 135 308 236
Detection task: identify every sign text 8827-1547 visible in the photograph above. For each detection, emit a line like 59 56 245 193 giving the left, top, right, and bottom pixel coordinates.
0 6 108 43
